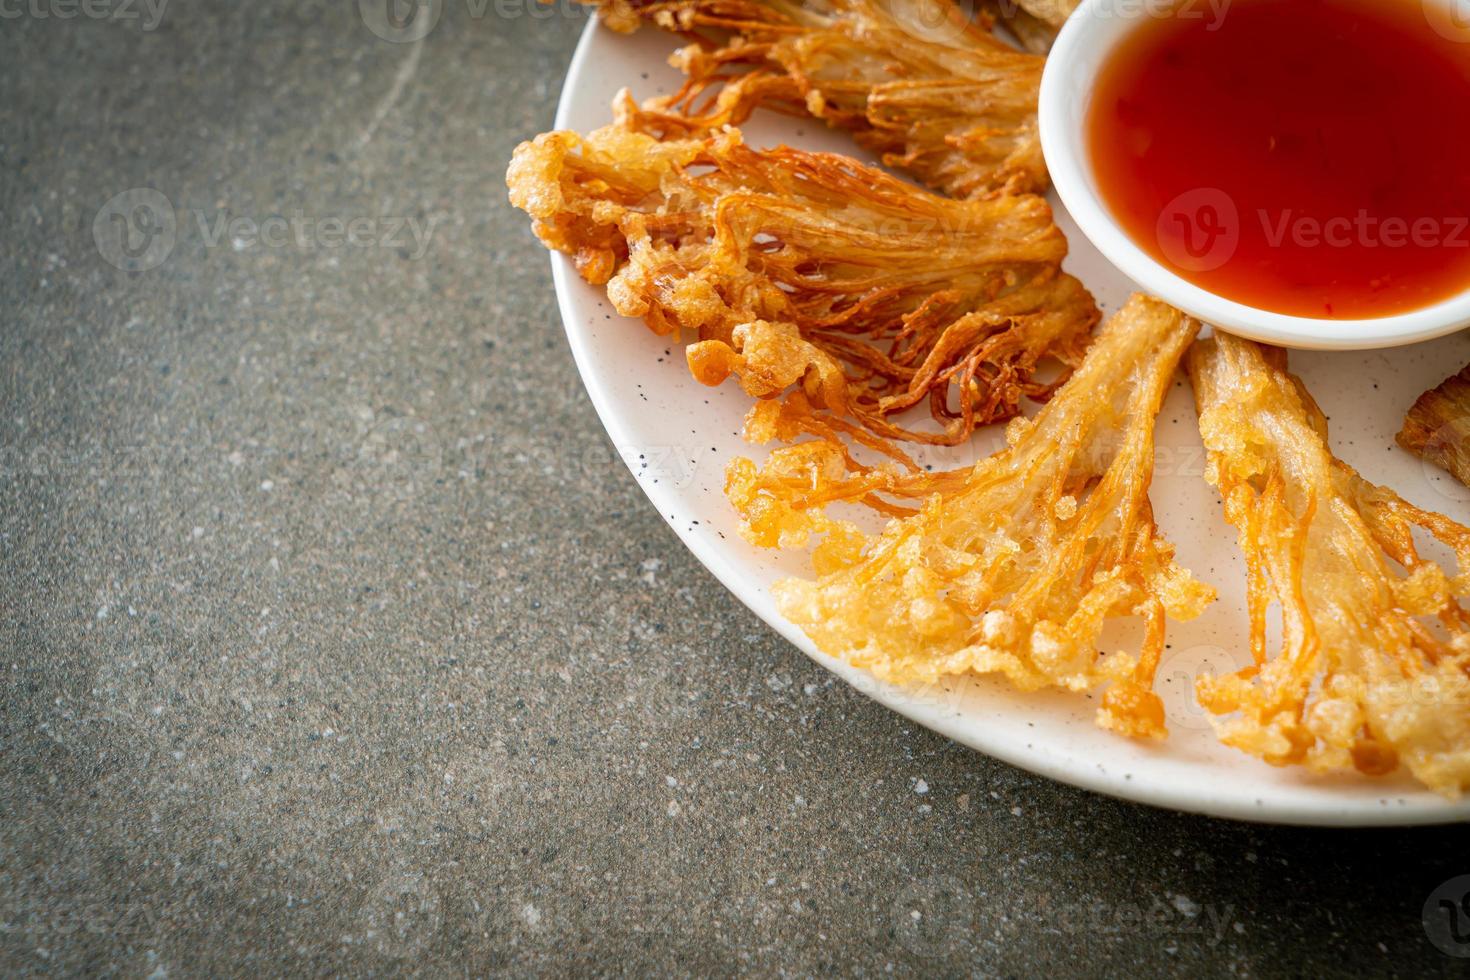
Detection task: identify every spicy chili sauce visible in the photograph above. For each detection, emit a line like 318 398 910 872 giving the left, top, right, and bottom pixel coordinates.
1088 0 1470 319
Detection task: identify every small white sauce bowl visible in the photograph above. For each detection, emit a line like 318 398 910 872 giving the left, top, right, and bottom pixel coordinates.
1039 0 1470 350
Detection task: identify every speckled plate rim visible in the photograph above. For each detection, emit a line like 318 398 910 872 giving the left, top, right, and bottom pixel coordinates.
544 18 1470 826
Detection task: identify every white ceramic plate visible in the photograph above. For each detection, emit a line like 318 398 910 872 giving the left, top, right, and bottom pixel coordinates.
548 19 1470 825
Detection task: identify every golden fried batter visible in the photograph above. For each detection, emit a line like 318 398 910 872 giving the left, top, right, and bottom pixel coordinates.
1007 0 1077 28
507 98 1097 445
977 0 1062 53
1189 333 1470 796
1398 362 1470 490
586 0 1049 196
737 295 1213 738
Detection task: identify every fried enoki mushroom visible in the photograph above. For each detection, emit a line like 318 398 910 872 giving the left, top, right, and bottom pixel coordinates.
1006 0 1077 29
738 295 1214 738
1398 362 1470 490
587 0 1049 196
506 99 1097 446
976 0 1062 53
1189 333 1470 796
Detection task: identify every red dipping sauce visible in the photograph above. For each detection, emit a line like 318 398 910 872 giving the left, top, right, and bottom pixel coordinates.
1088 0 1470 319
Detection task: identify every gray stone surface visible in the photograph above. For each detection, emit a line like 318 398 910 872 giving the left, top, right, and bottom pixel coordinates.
1 2 1466 976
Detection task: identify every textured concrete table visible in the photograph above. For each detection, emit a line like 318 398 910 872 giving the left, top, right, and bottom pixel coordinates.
1 2 1467 975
